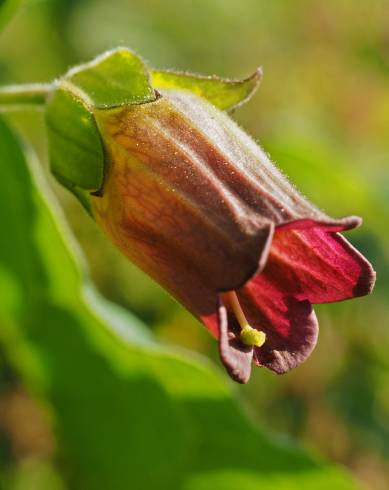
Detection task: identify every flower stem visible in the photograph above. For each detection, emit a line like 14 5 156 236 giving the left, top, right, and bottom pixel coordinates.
0 83 52 110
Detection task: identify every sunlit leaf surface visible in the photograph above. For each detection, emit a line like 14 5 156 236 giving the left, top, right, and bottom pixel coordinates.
46 86 105 201
151 68 261 111
65 48 155 108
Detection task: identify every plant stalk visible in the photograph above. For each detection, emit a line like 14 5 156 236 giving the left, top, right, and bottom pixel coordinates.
0 83 52 109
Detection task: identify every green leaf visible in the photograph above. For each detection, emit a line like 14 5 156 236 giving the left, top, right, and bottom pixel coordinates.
45 85 104 197
65 47 156 109
151 68 262 111
0 0 24 33
0 115 359 490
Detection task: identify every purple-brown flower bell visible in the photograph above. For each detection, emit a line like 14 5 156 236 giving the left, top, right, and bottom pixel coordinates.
47 49 376 383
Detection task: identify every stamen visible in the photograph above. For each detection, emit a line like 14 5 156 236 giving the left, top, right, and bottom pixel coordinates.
221 291 266 347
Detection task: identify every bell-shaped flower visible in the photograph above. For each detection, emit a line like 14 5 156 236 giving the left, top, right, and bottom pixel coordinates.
45 48 375 383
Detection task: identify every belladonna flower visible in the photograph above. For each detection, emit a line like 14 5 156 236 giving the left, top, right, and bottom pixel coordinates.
90 91 375 383
46 49 376 383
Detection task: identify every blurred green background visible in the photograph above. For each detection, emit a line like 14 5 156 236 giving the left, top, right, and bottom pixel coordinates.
0 0 388 489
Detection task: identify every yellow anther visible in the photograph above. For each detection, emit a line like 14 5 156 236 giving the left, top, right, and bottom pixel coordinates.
240 325 266 347
222 291 266 347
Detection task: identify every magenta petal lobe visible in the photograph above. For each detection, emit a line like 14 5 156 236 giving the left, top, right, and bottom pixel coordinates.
269 225 376 304
252 300 319 374
235 277 319 374
275 215 362 233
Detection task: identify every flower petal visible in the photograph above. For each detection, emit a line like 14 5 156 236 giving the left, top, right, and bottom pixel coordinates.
268 222 376 304
94 97 278 296
216 296 253 383
236 280 319 374
196 216 374 379
230 217 375 375
275 215 362 233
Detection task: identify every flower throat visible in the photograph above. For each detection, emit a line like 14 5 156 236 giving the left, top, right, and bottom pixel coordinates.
221 291 266 347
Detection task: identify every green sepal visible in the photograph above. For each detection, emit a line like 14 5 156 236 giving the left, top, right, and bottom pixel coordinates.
54 171 95 216
44 48 261 212
151 67 262 111
65 47 156 108
46 85 105 198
